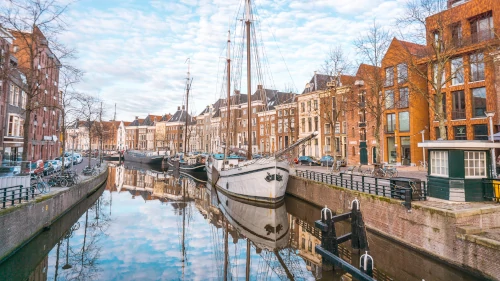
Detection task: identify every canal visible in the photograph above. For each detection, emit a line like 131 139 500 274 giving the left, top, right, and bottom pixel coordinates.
0 163 482 280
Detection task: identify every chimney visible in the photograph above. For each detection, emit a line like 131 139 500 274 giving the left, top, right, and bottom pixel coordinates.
313 71 318 91
135 116 138 120
257 84 263 90
177 106 180 111
182 105 185 110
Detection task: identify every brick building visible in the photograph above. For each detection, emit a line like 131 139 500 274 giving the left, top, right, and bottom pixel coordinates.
426 0 500 140
10 27 61 161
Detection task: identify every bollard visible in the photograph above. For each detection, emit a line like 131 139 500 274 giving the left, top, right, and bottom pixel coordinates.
350 198 360 249
360 251 374 277
320 205 336 271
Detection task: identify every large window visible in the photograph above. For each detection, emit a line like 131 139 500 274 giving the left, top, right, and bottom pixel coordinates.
470 12 494 43
7 114 23 137
314 116 318 131
399 112 410 132
430 151 448 177
386 113 396 133
470 53 485 82
451 23 462 47
474 124 488 140
397 63 408 84
385 67 394 87
325 123 331 134
399 88 409 108
452 90 465 120
451 57 464 85
385 90 394 109
464 151 486 178
307 117 312 132
454 126 467 140
301 118 305 133
472 87 486 118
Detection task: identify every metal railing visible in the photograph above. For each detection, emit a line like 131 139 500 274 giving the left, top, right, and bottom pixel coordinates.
482 179 500 202
295 170 427 205
1 185 35 209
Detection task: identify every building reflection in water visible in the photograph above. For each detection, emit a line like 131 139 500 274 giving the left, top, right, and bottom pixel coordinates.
13 164 480 281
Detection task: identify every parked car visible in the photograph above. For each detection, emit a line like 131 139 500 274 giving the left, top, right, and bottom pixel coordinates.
55 157 71 168
320 155 334 167
297 156 321 166
49 160 61 172
74 153 83 164
0 166 21 177
43 161 55 176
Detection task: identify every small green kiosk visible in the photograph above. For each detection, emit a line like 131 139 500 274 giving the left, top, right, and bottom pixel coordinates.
418 140 500 202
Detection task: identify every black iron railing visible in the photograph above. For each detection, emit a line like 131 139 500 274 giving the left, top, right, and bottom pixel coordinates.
295 170 427 206
1 184 35 209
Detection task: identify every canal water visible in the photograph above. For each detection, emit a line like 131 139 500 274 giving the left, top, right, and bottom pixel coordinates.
0 163 482 281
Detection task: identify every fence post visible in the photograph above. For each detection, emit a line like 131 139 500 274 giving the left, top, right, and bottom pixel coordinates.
24 184 29 201
350 174 353 190
11 189 15 206
18 185 22 204
361 176 365 193
2 188 6 208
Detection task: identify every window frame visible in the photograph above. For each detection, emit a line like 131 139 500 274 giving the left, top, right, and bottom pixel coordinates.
385 67 394 87
430 150 449 177
471 87 486 118
451 57 464 85
464 151 487 178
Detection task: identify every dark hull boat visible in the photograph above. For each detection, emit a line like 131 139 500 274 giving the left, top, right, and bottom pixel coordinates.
167 156 206 173
123 151 163 165
103 154 121 161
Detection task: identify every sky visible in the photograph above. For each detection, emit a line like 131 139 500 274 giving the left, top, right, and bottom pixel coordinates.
57 0 410 121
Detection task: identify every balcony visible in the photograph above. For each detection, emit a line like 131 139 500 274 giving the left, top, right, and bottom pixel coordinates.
384 125 395 134
452 110 466 120
358 122 366 128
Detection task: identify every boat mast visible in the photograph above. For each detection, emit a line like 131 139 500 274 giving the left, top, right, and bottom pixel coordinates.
184 59 191 155
245 240 250 281
245 0 252 160
225 31 231 159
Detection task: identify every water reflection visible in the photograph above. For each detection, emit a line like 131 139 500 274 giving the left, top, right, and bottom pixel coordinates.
0 163 481 281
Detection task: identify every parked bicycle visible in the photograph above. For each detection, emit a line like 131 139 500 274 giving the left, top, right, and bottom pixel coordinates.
48 175 68 187
31 175 51 194
418 160 428 171
363 165 398 178
82 165 99 176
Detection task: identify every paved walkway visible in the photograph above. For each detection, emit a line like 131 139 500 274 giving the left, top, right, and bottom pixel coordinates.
294 164 428 181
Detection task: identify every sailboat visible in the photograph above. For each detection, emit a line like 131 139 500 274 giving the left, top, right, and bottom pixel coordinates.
167 62 207 174
206 0 318 203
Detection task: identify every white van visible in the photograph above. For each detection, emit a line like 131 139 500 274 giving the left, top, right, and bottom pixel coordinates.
74 153 83 164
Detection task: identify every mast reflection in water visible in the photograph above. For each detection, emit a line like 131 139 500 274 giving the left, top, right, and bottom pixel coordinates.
0 164 480 281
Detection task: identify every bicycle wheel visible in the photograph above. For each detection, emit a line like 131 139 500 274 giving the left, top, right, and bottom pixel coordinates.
48 178 56 187
92 170 98 176
44 182 51 193
37 182 46 194
60 178 69 187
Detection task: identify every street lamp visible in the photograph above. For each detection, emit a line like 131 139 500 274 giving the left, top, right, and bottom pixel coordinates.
70 134 77 169
420 126 428 167
486 111 496 178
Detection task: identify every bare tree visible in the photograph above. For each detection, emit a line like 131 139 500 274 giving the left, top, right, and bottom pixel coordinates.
396 0 462 140
0 0 78 161
351 20 392 164
75 93 100 167
318 46 352 169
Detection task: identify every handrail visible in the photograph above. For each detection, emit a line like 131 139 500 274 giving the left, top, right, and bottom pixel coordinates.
1 185 35 209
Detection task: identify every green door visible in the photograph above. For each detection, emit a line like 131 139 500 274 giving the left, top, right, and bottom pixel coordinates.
359 142 368 165
372 147 377 163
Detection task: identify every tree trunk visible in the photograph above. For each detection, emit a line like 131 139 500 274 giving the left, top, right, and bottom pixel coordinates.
435 93 447 140
22 108 32 161
88 122 92 168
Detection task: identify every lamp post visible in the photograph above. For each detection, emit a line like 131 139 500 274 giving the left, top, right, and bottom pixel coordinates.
420 129 426 166
70 134 77 169
486 111 496 178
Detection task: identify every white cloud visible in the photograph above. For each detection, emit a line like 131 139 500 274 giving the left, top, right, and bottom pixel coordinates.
56 0 409 121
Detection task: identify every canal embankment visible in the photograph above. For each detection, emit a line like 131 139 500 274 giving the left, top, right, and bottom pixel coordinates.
0 165 108 262
286 175 500 280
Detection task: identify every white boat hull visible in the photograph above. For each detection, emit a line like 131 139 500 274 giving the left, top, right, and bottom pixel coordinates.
207 158 289 203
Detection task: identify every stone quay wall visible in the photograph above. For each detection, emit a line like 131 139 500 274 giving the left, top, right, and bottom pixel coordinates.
286 175 500 280
0 169 108 262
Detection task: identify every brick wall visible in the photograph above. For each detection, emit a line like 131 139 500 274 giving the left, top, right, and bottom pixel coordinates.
287 175 500 279
0 169 108 261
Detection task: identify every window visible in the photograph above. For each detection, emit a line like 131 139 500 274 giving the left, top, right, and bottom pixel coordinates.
307 101 311 112
7 115 22 137
430 151 448 177
464 151 487 178
359 110 366 123
385 90 394 109
278 119 282 133
252 108 256 113
451 23 462 47
301 103 305 113
284 119 288 132
301 118 305 133
470 12 494 43
452 90 466 119
360 128 366 141
278 110 282 117
470 53 485 82
314 116 318 131
260 124 264 135
399 112 410 132
284 110 288 116
308 117 312 132
472 87 486 118
335 123 340 134
397 63 408 83
313 100 318 110
399 88 409 108
290 108 295 115
386 113 396 133
325 123 331 134
433 31 443 51
473 124 488 140
454 126 467 140
451 57 464 85
385 67 394 87
243 109 247 115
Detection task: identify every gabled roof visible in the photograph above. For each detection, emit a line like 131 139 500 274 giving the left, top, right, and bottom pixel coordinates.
129 118 144 126
301 73 333 94
167 109 196 125
398 39 427 57
159 113 172 122
142 114 162 126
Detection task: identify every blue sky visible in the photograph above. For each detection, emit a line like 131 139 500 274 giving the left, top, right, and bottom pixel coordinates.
58 0 409 121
